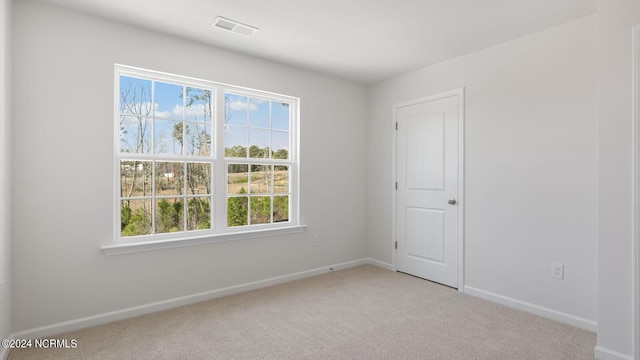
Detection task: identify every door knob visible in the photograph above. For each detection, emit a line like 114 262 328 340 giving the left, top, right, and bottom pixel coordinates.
448 199 457 205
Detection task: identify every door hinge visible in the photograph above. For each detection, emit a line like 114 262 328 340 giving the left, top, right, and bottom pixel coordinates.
395 241 398 250
395 122 398 130
395 182 398 190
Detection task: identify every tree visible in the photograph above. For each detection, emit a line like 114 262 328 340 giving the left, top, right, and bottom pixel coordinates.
184 87 212 122
194 129 211 156
249 145 269 158
120 78 153 200
120 77 154 237
225 145 247 158
188 198 211 230
173 122 190 155
272 148 288 159
273 195 289 222
157 199 183 233
121 203 132 231
250 196 271 224
227 188 248 227
122 207 151 236
120 77 151 154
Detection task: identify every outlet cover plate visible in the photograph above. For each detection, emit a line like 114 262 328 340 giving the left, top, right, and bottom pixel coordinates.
551 263 564 280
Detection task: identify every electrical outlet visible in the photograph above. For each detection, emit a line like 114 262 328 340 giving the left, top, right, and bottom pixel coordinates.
551 263 564 280
312 235 320 247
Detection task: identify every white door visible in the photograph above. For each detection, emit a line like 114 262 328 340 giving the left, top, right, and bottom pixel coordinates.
395 91 462 288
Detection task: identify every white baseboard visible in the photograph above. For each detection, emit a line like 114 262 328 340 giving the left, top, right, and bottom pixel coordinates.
463 285 597 332
594 346 633 360
1 346 8 360
12 258 372 339
366 258 393 271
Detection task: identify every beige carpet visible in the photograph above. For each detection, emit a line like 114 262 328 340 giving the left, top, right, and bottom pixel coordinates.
8 265 595 360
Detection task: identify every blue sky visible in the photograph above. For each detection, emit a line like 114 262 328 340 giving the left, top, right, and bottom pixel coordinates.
120 76 290 157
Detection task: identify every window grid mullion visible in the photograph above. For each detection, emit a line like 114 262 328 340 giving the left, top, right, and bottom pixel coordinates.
215 90 227 230
151 80 156 156
149 80 156 235
270 164 274 223
182 85 186 156
223 158 292 165
269 101 273 160
121 155 214 162
183 160 187 231
151 159 157 235
247 165 252 226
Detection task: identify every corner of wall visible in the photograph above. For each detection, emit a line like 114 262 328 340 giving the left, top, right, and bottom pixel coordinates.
596 1 640 358
1 0 12 358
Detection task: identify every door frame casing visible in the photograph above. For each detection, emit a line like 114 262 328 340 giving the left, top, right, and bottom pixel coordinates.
633 23 640 360
391 88 465 291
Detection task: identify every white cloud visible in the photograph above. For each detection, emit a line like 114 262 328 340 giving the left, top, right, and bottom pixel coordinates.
229 99 258 112
121 101 211 121
154 103 210 120
152 102 177 119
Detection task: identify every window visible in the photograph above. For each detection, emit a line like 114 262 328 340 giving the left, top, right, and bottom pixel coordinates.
224 93 292 227
115 65 299 247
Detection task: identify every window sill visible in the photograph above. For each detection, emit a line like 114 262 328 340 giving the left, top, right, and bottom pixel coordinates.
101 225 307 256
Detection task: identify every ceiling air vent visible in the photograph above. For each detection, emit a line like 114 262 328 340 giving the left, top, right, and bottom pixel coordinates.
211 16 258 38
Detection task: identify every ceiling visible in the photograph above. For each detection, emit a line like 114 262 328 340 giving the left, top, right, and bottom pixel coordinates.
38 0 597 84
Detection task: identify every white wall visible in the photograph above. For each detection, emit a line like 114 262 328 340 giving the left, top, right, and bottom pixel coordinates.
11 0 368 333
596 0 640 359
0 0 12 353
368 15 598 327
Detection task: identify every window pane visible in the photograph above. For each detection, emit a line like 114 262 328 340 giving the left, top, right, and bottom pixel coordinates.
120 160 152 197
120 116 151 154
271 101 290 131
249 128 270 159
227 196 248 227
188 197 211 230
249 97 269 128
274 165 289 194
185 87 211 122
186 122 211 157
273 195 289 223
155 198 184 233
120 76 152 117
155 81 183 120
228 164 248 195
155 120 184 155
156 162 185 196
225 93 248 125
250 165 272 194
224 126 248 158
121 199 152 237
187 162 211 195
272 131 289 159
250 196 271 225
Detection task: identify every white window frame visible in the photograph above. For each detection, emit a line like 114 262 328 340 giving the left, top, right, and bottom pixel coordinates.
104 65 303 256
